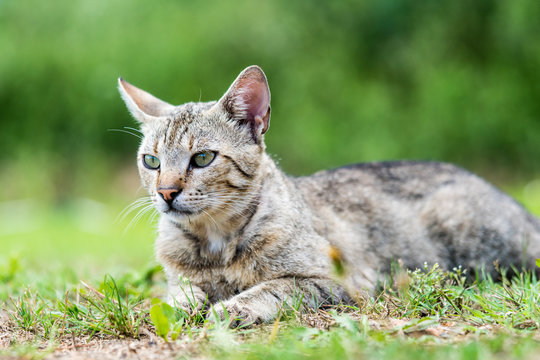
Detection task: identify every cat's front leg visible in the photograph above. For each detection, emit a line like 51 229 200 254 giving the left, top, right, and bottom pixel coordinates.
210 277 349 327
166 271 207 314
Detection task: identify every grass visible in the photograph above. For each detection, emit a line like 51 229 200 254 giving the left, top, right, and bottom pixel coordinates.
1 188 540 359
2 254 540 359
0 199 156 271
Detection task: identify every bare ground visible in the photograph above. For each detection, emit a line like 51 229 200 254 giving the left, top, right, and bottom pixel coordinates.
3 307 538 360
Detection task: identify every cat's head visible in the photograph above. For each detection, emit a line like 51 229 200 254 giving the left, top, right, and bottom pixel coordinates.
118 66 271 223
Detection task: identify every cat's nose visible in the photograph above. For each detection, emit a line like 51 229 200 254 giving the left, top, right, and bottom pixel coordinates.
157 187 181 204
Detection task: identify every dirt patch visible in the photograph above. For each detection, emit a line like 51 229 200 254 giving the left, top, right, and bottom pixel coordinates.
0 308 198 360
2 309 538 360
1 328 205 360
46 338 200 360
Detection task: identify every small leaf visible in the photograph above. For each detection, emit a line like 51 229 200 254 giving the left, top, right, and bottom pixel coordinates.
173 318 185 332
161 302 176 323
150 304 170 340
171 319 185 341
151 298 162 306
536 259 540 268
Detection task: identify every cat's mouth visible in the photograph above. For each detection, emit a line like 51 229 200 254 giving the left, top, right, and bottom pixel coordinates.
164 206 198 217
154 196 203 218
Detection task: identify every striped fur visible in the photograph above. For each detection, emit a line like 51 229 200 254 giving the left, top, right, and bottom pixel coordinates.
119 66 540 326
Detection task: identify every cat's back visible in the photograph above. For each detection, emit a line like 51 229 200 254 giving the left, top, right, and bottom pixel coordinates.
293 160 475 208
292 160 540 278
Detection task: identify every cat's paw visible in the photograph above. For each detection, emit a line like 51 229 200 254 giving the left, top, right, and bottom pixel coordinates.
167 292 207 315
209 300 272 328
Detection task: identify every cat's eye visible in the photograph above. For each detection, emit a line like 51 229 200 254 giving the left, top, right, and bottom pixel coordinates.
191 151 216 168
143 154 161 170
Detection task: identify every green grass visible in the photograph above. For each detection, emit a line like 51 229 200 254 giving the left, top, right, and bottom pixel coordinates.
0 199 156 271
1 189 540 359
2 255 540 359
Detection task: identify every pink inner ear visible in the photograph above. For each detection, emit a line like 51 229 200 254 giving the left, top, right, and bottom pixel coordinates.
220 66 271 138
236 77 270 121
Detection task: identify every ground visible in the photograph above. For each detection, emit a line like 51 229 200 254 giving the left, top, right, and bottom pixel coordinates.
1 200 540 360
1 261 540 360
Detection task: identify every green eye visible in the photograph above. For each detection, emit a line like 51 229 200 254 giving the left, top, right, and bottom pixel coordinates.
192 151 216 168
143 154 160 170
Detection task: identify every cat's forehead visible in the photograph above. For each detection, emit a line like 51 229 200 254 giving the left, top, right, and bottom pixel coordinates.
140 100 231 153
142 102 215 134
171 101 216 120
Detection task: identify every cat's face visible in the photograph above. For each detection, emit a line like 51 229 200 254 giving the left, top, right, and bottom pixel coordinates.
119 66 271 223
136 102 264 220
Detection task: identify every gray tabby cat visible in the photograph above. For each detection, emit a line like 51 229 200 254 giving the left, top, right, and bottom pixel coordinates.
118 65 540 325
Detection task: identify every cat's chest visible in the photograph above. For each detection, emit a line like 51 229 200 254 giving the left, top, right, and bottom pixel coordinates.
156 228 269 298
205 228 228 254
185 261 263 301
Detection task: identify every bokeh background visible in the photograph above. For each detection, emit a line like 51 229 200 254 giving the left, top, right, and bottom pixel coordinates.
1 0 540 272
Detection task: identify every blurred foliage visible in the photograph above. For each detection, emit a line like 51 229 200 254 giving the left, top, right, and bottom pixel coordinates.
1 0 540 202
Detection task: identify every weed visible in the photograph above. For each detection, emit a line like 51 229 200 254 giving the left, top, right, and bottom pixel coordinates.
149 298 188 341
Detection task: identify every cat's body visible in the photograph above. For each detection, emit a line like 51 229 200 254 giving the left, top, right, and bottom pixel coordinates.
119 66 540 324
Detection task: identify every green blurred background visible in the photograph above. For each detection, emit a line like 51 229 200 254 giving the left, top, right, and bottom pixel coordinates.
1 0 540 271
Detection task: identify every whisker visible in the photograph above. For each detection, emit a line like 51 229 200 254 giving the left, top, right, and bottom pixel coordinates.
123 203 155 234
207 197 262 209
107 128 143 140
201 209 222 233
123 126 143 134
206 193 256 200
149 209 160 223
116 195 160 235
116 196 153 223
202 198 261 221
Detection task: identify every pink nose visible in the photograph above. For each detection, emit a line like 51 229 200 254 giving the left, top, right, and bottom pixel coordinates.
157 188 180 203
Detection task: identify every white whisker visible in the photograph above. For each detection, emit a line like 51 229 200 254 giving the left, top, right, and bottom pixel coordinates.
201 209 222 233
123 126 143 134
107 128 143 140
123 203 155 234
116 196 153 223
117 196 160 234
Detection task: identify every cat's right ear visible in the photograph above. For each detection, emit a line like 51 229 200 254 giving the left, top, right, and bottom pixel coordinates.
217 66 271 142
118 78 175 123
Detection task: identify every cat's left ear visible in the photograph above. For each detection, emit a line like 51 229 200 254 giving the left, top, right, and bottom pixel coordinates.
118 78 176 123
217 65 271 140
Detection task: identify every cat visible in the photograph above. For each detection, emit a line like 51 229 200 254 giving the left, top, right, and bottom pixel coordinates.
118 65 540 325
